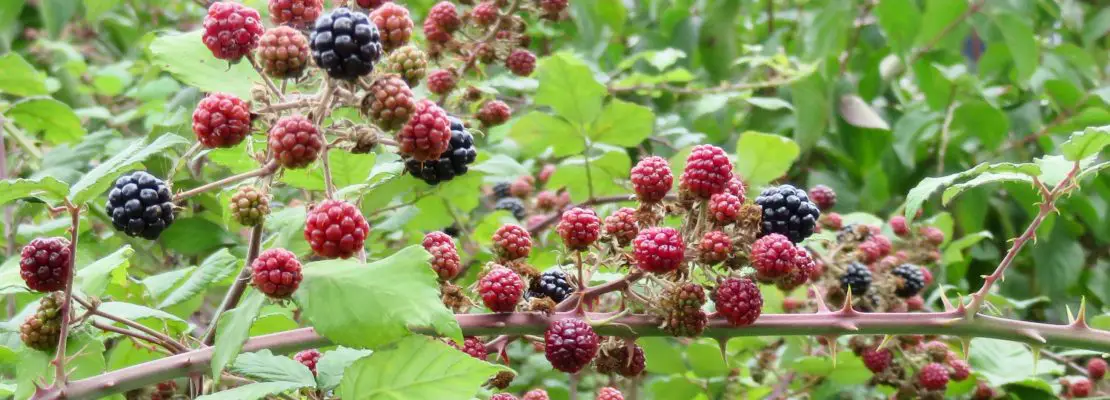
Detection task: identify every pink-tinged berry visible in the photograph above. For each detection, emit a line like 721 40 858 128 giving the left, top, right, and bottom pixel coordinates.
397 99 451 161
708 192 742 224
1090 358 1107 381
506 49 537 76
725 177 747 202
510 176 535 198
427 1 460 31
921 226 945 245
776 249 815 291
821 212 843 230
920 266 933 285
713 277 763 326
698 230 732 265
1070 377 1092 398
20 237 71 293
633 227 685 273
471 1 499 26
369 3 414 52
890 215 909 237
492 224 532 261
304 200 370 259
355 0 391 9
426 68 458 95
906 295 925 311
604 207 638 246
973 382 996 400
750 233 800 280
422 19 452 43
202 2 264 61
477 100 512 127
858 235 891 264
535 191 558 211
861 347 892 373
193 92 252 148
256 26 311 79
422 231 460 280
251 248 302 298
269 0 322 29
363 74 415 130
782 297 804 313
479 267 524 312
596 387 624 400
294 349 321 375
917 362 950 391
452 336 488 360
807 184 836 211
630 156 673 203
523 389 550 400
949 358 971 381
538 164 556 183
269 115 323 169
544 318 600 373
681 145 733 199
557 207 601 251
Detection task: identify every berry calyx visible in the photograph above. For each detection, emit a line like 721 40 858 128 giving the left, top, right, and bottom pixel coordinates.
422 231 460 280
309 8 383 80
604 207 638 246
192 92 252 148
505 49 536 76
544 318 600 373
294 349 321 375
807 184 837 211
917 362 950 391
269 115 323 169
20 237 71 293
229 186 271 227
479 267 525 312
698 230 732 265
630 156 673 203
477 100 512 127
397 99 452 161
304 199 370 259
557 207 601 251
681 144 733 199
755 184 820 243
106 171 175 239
713 278 763 326
256 26 311 79
492 224 532 261
203 2 264 61
251 248 302 299
269 0 322 29
368 3 413 52
633 227 685 273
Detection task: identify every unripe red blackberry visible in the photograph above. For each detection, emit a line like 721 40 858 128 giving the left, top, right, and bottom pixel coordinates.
713 277 762 326
251 248 302 298
422 231 460 280
861 347 892 373
20 292 63 351
422 19 452 44
633 227 685 273
192 92 252 149
452 336 488 360
510 175 535 198
20 237 71 293
595 343 646 377
362 75 415 131
750 233 800 280
921 226 945 245
269 115 323 169
1070 377 1093 397
681 145 733 198
539 164 556 184
858 236 890 264
397 99 452 161
776 249 815 292
725 177 746 201
917 362 950 391
663 309 707 337
151 381 177 400
890 215 909 237
471 1 499 26
539 0 568 17
698 230 732 265
492 224 532 261
557 207 601 251
661 282 707 313
630 156 672 203
229 186 271 227
256 26 310 79
973 382 997 400
821 212 843 230
708 192 742 224
477 100 512 127
807 184 836 211
479 266 524 312
603 207 638 246
1089 358 1107 380
294 349 321 375
948 358 971 381
369 3 413 52
490 394 517 400
782 297 804 313
269 0 322 29
596 387 623 400
304 200 370 259
505 49 537 76
385 45 428 87
426 69 458 95
544 318 600 373
427 1 460 31
203 2 264 61
522 389 549 400
906 295 925 311
535 190 558 211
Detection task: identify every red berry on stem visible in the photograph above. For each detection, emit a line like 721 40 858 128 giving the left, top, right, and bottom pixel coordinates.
397 100 452 161
479 267 525 312
304 200 370 259
426 69 458 95
294 349 321 375
948 358 971 381
202 2 264 61
698 230 732 265
256 26 311 79
269 0 323 29
544 318 600 373
523 389 550 400
422 231 460 280
1089 358 1107 380
630 156 673 203
596 387 624 400
451 336 488 360
492 224 532 261
471 1 499 26
369 3 413 52
714 278 763 326
427 1 460 31
681 145 733 198
750 233 800 280
491 394 518 400
921 226 945 245
917 362 950 391
890 215 909 237
1070 377 1092 398
557 207 601 251
20 237 71 292
604 207 638 246
193 92 252 148
861 347 892 373
269 115 323 169
506 49 537 76
633 227 685 273
355 0 391 9
807 184 837 211
477 100 512 127
726 177 747 202
708 192 742 224
251 248 302 298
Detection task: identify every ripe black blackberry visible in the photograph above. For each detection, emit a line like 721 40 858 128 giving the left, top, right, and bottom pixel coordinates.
755 184 820 243
404 117 477 184
105 171 175 239
309 8 383 80
840 262 872 296
529 270 574 303
495 197 526 220
492 181 512 200
891 264 925 298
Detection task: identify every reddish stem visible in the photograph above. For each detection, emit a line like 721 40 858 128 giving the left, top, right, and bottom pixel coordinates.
51 204 81 385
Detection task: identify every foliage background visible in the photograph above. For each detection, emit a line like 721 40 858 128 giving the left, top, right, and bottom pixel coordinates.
0 0 1109 398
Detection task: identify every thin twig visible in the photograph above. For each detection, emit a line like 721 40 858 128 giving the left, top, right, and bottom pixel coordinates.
52 203 81 385
75 296 189 354
173 161 279 201
936 93 957 175
169 142 204 183
246 53 286 102
607 74 806 95
91 321 178 355
201 223 265 346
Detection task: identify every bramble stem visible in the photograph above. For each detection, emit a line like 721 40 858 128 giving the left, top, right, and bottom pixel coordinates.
201 222 265 346
90 321 177 355
51 203 80 386
75 296 188 353
172 161 279 201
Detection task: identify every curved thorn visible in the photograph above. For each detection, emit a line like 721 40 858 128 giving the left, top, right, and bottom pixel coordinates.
940 288 955 312
877 335 894 350
1075 297 1089 329
1019 328 1047 344
811 284 831 313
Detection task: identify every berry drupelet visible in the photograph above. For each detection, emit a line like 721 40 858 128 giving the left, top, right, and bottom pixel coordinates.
105 171 175 240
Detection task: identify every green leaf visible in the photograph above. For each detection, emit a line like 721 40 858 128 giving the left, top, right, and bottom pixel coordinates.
84 0 120 22
942 231 992 264
470 154 530 180
1036 155 1086 188
38 0 77 38
92 302 189 333
148 30 256 98
639 337 685 374
68 134 190 204
7 97 85 144
211 290 266 381
588 99 654 147
294 246 461 349
902 163 996 221
158 249 240 309
951 101 1009 149
875 0 921 54
0 53 47 96
15 332 105 399
159 217 237 256
914 0 967 46
941 173 1034 205
230 350 316 387
0 176 68 207
194 381 307 400
992 11 1039 83
284 152 375 191
546 149 633 203
791 72 828 151
802 0 852 61
1079 161 1110 181
316 347 373 390
969 338 1063 387
735 131 800 188
508 111 583 158
338 336 510 400
686 340 728 377
838 95 890 130
533 53 607 125
77 245 133 297
1060 126 1110 161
